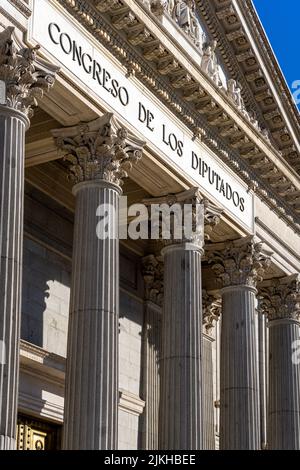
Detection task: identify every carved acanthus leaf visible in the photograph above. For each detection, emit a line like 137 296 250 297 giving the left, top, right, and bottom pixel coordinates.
143 187 205 248
259 274 300 322
143 189 222 247
207 236 272 288
0 27 56 117
52 114 145 186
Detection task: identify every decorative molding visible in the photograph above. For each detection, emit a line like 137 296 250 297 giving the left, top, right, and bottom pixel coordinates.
18 391 64 424
119 389 145 416
52 113 145 186
20 340 66 378
259 274 300 322
239 0 300 149
19 341 65 423
207 236 272 288
19 340 147 422
8 0 32 18
212 0 299 149
0 26 57 117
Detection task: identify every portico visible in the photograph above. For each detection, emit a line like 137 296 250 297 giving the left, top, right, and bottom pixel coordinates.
0 0 299 451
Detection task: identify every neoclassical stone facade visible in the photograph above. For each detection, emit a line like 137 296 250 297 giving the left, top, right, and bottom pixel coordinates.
0 0 299 450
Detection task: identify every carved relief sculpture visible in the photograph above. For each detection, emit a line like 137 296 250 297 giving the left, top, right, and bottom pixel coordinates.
173 0 204 50
227 79 244 111
201 40 222 87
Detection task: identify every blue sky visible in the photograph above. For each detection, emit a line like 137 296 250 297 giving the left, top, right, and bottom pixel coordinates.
252 0 300 109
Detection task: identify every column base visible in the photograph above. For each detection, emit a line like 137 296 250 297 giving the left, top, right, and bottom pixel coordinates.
0 435 16 450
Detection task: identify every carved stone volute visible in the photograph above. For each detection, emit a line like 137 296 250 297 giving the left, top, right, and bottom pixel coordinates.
52 113 145 186
0 27 57 118
207 236 272 288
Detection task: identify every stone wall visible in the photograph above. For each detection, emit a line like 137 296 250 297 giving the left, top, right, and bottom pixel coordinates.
21 237 71 357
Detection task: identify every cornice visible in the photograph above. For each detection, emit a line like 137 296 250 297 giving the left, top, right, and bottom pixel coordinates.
208 0 299 172
242 0 300 131
8 0 32 18
55 0 300 233
196 0 264 129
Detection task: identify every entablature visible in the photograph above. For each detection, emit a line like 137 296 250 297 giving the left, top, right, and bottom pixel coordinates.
52 0 300 234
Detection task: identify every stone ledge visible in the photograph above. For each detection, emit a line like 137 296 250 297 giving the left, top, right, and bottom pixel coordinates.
119 389 145 416
18 391 64 423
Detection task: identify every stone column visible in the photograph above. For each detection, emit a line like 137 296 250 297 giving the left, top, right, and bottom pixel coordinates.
144 190 221 450
0 27 55 449
208 237 271 450
202 292 221 450
53 115 144 450
260 275 300 450
257 300 268 449
160 237 203 448
140 255 163 450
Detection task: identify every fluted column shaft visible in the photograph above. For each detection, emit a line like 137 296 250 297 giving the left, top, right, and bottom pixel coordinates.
63 181 120 450
141 255 163 449
260 275 300 449
203 334 215 449
220 285 260 449
159 243 203 450
268 318 300 449
54 114 145 450
0 107 28 450
141 301 161 449
258 311 267 449
202 292 221 450
207 237 271 450
0 26 56 450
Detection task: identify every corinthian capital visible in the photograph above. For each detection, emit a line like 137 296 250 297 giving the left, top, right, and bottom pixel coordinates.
143 188 222 249
202 290 221 334
259 274 300 322
0 27 57 117
207 236 272 288
142 254 164 306
52 114 145 187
